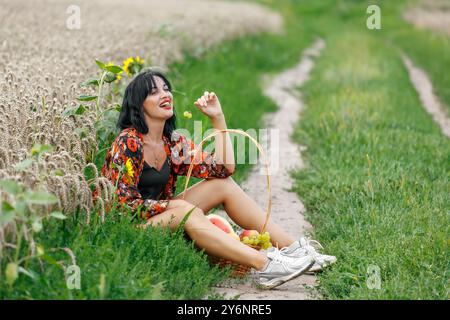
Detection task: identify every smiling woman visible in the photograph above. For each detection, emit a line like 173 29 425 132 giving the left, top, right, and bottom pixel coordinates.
118 70 177 140
92 68 334 290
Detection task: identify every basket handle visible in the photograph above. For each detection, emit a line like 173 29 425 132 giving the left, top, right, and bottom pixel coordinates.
181 129 271 234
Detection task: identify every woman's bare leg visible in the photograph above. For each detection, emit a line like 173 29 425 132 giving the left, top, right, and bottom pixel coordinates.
143 199 268 270
175 177 296 248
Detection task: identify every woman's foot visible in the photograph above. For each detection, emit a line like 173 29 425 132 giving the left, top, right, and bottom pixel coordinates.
256 247 314 289
279 237 337 273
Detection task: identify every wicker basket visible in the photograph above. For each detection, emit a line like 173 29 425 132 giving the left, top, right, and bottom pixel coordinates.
182 129 271 277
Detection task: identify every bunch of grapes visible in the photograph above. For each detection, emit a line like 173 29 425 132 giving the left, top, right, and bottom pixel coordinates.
241 231 272 250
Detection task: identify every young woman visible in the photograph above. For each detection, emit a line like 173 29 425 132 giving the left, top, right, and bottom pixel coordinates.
98 69 336 289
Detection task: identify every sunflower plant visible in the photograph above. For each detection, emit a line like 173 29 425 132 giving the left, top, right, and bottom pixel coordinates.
122 56 145 77
69 56 146 189
64 59 124 164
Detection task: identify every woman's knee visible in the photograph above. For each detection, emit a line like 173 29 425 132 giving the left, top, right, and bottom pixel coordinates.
167 198 196 211
144 200 203 230
181 204 204 218
170 200 204 220
213 176 236 184
179 205 207 231
206 176 237 192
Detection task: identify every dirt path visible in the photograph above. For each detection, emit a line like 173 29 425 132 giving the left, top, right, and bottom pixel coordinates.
403 0 450 36
211 39 325 300
402 55 450 138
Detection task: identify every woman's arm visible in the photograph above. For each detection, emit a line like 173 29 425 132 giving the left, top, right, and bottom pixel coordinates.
194 91 235 174
210 114 235 174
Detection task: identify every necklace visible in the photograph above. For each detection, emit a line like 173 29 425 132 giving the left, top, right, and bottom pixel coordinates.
143 139 165 169
152 152 161 169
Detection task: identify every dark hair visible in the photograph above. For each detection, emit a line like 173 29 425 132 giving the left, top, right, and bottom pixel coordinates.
117 69 176 139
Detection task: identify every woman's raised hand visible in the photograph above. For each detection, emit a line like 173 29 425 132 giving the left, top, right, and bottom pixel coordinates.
194 91 224 120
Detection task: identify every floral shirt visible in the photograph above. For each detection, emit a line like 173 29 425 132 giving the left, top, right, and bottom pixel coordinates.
92 127 233 219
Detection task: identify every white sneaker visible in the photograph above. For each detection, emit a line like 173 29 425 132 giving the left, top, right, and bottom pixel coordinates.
257 247 314 289
280 237 336 273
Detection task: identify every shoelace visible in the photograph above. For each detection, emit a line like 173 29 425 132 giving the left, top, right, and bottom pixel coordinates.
266 247 299 271
278 237 323 254
278 242 319 263
269 248 286 264
303 238 329 263
279 246 294 255
300 237 324 251
303 244 319 262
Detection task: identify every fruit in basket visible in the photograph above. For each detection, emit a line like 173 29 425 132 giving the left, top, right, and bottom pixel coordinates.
240 230 272 249
240 230 259 247
239 229 259 240
207 214 233 233
207 214 239 238
259 232 273 250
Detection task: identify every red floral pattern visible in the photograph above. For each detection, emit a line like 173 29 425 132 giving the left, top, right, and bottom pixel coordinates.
92 127 233 219
126 138 138 152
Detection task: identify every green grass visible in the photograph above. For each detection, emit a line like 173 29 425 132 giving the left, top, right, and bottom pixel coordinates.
290 0 450 299
0 212 228 299
3 0 448 300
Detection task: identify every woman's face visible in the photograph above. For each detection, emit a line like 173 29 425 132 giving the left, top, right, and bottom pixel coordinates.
142 76 173 120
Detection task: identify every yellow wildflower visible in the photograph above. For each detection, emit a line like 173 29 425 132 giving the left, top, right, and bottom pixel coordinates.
125 158 134 178
122 56 145 77
122 57 134 76
37 245 45 257
121 56 145 77
5 263 18 286
183 111 192 119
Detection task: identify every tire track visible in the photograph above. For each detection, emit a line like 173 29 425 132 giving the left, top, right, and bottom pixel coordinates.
402 54 450 138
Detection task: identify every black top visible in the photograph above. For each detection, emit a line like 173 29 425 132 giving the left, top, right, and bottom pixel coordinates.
137 156 170 200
